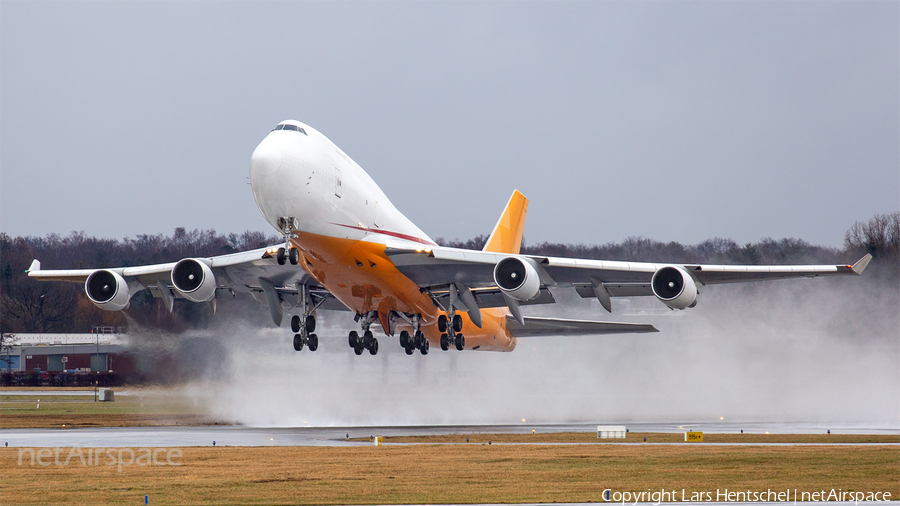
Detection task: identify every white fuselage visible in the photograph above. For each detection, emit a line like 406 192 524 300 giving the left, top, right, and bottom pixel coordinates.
249 120 433 247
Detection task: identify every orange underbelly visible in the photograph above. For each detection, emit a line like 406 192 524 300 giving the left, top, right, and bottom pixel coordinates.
290 231 517 352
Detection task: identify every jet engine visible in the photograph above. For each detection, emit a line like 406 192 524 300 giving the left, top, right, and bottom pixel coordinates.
493 256 541 301
85 270 130 311
171 259 217 303
651 265 698 310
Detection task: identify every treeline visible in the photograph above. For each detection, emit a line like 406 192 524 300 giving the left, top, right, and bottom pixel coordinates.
1 228 280 333
439 212 899 266
2 213 897 334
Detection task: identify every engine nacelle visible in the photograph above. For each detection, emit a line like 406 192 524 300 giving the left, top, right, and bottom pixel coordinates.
651 265 698 310
493 256 541 302
85 270 130 311
171 258 217 303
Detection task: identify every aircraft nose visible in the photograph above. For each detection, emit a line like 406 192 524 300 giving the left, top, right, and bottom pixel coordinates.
250 138 283 177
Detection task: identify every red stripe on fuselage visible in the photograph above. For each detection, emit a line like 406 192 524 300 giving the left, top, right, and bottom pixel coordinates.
330 223 437 246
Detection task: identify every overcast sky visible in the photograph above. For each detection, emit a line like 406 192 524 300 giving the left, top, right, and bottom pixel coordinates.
1 1 897 249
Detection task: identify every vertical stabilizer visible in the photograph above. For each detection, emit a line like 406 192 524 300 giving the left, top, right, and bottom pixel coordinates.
483 190 529 254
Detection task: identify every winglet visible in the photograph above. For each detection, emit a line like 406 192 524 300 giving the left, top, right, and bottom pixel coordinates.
27 259 41 273
850 254 872 275
483 190 529 254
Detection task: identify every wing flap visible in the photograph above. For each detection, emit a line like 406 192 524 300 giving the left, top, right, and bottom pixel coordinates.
507 316 658 337
575 283 653 298
428 286 555 311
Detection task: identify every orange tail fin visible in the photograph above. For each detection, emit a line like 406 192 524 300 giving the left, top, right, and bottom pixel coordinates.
483 190 529 254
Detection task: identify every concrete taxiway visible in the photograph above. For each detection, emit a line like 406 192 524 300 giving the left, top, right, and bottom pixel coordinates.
1 422 897 448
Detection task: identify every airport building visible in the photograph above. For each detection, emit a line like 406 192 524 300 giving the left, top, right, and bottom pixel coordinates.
1 328 137 385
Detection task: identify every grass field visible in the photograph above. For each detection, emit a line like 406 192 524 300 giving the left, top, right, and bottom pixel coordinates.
2 444 897 505
2 387 897 505
0 389 221 428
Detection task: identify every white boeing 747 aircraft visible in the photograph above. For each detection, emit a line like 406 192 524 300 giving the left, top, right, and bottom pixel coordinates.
28 120 872 355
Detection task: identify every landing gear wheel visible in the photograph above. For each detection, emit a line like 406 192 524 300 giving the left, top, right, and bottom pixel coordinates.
291 315 301 333
452 314 463 333
437 315 448 333
455 334 465 351
276 247 286 265
308 334 318 352
363 330 374 349
414 330 425 349
289 247 300 265
369 338 379 355
354 343 364 355
405 345 414 355
348 331 359 348
420 338 429 355
293 334 304 351
440 333 449 351
305 315 316 333
399 330 410 348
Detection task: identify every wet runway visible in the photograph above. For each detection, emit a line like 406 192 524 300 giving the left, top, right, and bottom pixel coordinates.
0 390 130 396
2 422 897 448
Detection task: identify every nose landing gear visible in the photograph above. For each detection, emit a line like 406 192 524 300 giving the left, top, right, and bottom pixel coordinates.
276 217 301 265
276 246 300 266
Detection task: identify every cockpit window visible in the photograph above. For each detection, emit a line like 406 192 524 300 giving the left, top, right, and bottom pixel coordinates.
272 124 308 135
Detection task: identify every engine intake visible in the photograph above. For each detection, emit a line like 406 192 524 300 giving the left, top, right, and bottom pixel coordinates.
651 265 698 310
85 270 130 311
171 259 217 303
493 256 541 301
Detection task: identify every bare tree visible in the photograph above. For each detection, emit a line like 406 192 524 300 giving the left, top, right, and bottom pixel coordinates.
2 332 19 373
844 212 900 259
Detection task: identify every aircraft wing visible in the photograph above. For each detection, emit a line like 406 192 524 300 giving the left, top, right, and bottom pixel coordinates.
27 246 350 326
386 245 872 314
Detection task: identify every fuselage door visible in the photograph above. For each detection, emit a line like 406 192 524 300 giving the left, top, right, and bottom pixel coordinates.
335 168 342 198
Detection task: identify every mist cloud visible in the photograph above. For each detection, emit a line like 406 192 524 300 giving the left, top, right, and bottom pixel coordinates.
138 272 899 427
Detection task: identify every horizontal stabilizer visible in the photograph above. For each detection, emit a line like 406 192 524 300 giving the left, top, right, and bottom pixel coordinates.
507 316 658 337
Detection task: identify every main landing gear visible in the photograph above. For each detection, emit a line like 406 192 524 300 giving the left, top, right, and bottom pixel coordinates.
396 313 428 355
398 330 429 355
291 284 324 353
348 312 380 355
292 314 318 352
437 313 465 351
